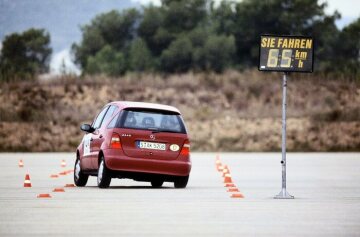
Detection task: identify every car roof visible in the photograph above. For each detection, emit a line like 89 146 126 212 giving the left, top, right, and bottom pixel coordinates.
106 101 181 114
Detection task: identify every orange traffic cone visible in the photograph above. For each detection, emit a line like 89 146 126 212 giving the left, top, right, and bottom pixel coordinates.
231 193 244 198
18 160 24 168
216 161 222 170
227 187 239 192
224 183 236 187
61 160 66 167
59 171 67 176
215 160 221 169
222 165 230 177
66 169 74 174
64 184 75 187
53 188 65 192
50 174 59 178
215 155 223 171
224 173 233 184
24 174 32 187
37 193 51 198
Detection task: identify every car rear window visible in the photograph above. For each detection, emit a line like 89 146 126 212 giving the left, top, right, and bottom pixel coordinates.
119 109 186 134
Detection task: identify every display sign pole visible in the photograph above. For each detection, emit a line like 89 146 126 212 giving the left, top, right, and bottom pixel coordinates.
274 72 294 199
259 35 314 199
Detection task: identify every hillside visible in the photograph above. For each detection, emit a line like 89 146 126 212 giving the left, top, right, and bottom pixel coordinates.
0 70 359 152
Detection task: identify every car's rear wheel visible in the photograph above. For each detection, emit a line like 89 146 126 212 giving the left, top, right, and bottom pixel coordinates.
174 175 189 188
97 156 111 188
74 157 89 187
151 180 164 188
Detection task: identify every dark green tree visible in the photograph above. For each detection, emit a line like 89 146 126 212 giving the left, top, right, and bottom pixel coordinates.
129 38 155 72
203 34 236 72
162 0 208 33
334 17 360 78
210 1 237 36
138 0 207 57
85 45 126 76
138 5 168 56
0 28 52 81
160 36 193 72
72 9 140 71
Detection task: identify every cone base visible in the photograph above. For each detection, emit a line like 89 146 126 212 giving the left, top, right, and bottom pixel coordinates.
37 194 51 198
231 193 244 198
224 183 235 187
53 188 65 192
227 188 239 192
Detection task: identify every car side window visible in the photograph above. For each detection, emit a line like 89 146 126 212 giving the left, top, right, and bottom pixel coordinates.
92 106 109 129
107 111 121 128
101 105 118 127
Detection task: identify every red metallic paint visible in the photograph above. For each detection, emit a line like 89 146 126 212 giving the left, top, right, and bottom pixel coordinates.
77 101 191 179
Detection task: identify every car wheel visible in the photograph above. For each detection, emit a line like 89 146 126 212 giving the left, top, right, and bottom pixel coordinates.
151 180 164 188
174 175 189 188
97 156 111 188
74 157 89 187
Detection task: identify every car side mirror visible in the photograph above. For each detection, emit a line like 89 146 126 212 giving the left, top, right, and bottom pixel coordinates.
80 124 95 133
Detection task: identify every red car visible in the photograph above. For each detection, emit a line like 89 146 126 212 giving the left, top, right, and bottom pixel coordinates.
74 101 191 188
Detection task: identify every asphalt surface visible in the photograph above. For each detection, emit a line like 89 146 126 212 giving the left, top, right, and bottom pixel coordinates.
0 152 359 236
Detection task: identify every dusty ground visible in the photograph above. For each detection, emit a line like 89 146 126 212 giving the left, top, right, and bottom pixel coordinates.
0 152 359 236
0 70 359 151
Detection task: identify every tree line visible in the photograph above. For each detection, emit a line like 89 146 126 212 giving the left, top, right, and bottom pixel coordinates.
1 0 359 81
0 29 51 81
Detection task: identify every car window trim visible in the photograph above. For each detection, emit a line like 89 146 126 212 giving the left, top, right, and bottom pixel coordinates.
92 105 110 129
107 110 122 129
101 105 118 128
118 109 187 134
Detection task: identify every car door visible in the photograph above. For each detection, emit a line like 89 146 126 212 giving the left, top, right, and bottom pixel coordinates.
91 105 118 169
87 106 109 169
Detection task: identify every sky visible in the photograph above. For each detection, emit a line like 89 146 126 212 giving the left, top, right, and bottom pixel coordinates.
0 0 358 75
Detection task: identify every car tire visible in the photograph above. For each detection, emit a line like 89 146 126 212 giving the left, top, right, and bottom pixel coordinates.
97 156 111 188
151 180 164 188
174 175 189 188
74 157 89 187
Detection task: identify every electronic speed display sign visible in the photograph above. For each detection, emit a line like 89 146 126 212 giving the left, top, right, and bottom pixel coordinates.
258 34 315 199
259 35 314 72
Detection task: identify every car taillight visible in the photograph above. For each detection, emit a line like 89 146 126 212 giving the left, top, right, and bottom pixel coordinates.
110 133 122 149
180 140 190 155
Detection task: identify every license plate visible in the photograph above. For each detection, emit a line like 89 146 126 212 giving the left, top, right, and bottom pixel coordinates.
137 141 166 151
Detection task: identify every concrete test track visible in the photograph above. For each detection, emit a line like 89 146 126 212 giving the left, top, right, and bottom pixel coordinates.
0 152 359 236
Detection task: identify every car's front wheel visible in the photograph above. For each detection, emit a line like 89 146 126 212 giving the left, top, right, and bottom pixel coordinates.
97 156 111 188
174 175 189 188
74 157 89 187
151 180 164 188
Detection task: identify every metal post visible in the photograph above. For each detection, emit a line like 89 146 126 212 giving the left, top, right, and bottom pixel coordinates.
274 73 294 199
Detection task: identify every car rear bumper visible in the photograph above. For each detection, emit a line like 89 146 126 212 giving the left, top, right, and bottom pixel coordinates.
103 149 191 177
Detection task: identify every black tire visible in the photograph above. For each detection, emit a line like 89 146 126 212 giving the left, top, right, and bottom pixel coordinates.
151 180 164 188
174 175 189 188
74 157 89 187
97 156 111 188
